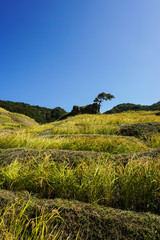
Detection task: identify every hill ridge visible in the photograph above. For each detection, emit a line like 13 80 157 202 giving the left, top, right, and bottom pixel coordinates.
104 101 160 114
0 100 67 123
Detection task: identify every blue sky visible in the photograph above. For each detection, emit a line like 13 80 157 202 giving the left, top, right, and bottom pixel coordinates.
0 0 160 112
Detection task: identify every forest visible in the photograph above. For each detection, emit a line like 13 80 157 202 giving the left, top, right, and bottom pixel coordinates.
0 100 67 123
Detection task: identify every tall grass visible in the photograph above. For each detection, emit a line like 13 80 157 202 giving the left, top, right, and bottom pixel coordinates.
0 198 63 240
68 111 160 124
146 133 160 148
27 111 160 135
0 156 160 214
49 121 118 135
0 131 148 153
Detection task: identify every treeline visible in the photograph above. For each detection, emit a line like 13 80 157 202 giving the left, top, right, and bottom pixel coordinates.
0 100 67 123
104 101 160 114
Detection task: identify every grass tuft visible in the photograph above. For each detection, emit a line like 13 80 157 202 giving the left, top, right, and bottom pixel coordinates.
0 198 62 240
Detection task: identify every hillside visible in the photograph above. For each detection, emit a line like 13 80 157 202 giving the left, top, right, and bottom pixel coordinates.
0 100 67 123
104 101 160 114
0 110 160 239
0 107 37 134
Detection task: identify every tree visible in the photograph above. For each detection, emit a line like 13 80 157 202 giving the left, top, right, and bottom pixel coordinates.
93 92 115 109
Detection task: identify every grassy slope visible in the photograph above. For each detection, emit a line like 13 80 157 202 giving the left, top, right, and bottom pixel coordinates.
0 107 37 131
0 109 160 239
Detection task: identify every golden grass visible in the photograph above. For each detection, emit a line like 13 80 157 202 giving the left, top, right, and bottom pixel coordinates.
0 107 37 130
0 109 160 239
0 198 62 239
1 155 160 214
0 110 159 152
146 133 160 148
0 131 148 153
27 111 160 136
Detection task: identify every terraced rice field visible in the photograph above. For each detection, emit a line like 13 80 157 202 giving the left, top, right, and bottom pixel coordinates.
0 109 160 239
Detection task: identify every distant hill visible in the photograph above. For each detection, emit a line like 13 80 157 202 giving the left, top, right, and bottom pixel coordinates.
0 100 67 123
104 101 160 114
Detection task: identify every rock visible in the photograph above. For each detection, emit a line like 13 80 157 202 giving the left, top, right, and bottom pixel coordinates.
72 105 81 114
59 103 100 120
72 103 100 115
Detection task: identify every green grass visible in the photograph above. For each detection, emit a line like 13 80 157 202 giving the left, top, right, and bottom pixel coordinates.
0 198 63 240
1 190 160 240
27 111 160 136
0 131 148 153
0 155 160 214
0 110 160 239
146 133 160 148
0 107 37 131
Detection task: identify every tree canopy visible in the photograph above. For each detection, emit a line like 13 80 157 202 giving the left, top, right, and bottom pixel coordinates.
0 100 67 123
104 101 160 114
93 92 115 107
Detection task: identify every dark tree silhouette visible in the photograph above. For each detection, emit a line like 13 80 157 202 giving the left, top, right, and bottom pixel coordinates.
93 92 115 109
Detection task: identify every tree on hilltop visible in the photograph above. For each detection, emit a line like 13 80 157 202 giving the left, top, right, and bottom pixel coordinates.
93 92 115 110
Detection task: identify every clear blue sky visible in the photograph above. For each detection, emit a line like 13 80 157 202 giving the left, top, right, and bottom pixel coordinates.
0 0 160 112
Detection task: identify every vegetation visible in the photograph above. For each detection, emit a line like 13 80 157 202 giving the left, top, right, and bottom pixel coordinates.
0 197 62 240
93 92 115 109
0 107 160 239
0 155 160 213
0 100 67 123
0 107 37 132
0 132 149 153
105 101 160 114
1 190 160 240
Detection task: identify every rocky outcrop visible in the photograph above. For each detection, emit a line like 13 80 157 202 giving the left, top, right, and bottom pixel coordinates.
72 103 100 115
59 103 100 120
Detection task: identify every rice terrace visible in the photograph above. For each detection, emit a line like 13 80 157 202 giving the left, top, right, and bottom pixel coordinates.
1 0 160 238
0 100 160 239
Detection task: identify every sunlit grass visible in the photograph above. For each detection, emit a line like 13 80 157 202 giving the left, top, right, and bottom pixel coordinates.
0 198 62 240
0 131 148 153
69 111 160 124
0 109 160 238
146 133 160 148
27 111 160 136
0 107 9 113
0 107 37 130
0 155 160 214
